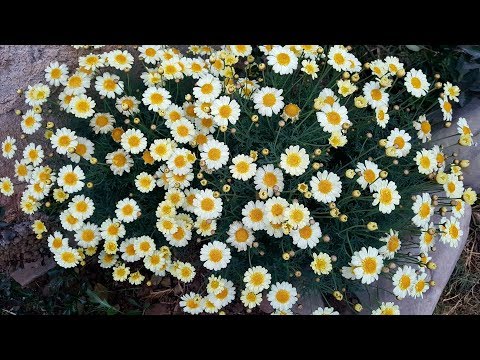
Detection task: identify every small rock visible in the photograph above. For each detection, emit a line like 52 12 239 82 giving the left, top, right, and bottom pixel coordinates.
10 256 55 287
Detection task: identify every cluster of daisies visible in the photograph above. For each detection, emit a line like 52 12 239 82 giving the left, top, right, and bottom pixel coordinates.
1 44 477 315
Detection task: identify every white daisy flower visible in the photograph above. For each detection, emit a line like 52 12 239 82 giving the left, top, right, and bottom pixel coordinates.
285 202 310 229
316 103 350 133
54 247 81 269
193 74 222 103
57 165 85 194
69 94 96 119
170 118 196 144
180 292 204 315
149 138 175 162
120 238 141 262
226 221 254 251
242 200 266 231
310 170 342 204
68 194 94 221
413 115 432 143
138 45 162 64
142 86 172 112
78 53 104 71
241 289 262 309
195 218 217 236
14 160 33 182
107 50 134 71
47 231 68 254
21 110 42 135
112 263 131 282
410 272 429 299
369 59 388 79
100 218 125 242
405 68 430 98
312 307 339 315
1 136 17 159
379 229 401 259
208 279 236 308
311 252 332 275
229 154 257 181
135 172 156 193
23 143 44 167
355 160 380 191
121 129 147 155
267 282 298 311
210 96 240 126
301 59 319 79
165 220 191 248
98 251 118 269
59 209 83 232
74 223 100 248
280 145 309 176
392 265 417 298
385 56 404 75
200 241 232 271
64 72 89 95
167 148 194 175
452 199 465 219
385 128 412 158
229 45 252 57
443 174 464 199
193 189 223 220
291 221 322 249
116 96 140 116
265 221 285 238
252 87 284 117
351 246 384 284
106 149 133 176
50 127 78 155
372 179 401 214
444 81 460 102
0 177 14 196
200 139 229 170
243 266 271 293
254 164 284 197
375 105 390 128
264 196 289 224
94 72 123 98
134 236 156 257
414 149 437 175
371 302 400 315
115 198 140 223
267 45 298 75
439 97 453 121
44 61 69 86
327 45 349 72
90 113 115 134
363 81 389 109
439 217 463 248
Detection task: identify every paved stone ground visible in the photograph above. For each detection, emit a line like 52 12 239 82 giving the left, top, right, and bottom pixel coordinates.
0 46 476 314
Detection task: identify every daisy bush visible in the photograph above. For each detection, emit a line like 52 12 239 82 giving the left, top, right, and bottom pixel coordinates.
1 45 478 315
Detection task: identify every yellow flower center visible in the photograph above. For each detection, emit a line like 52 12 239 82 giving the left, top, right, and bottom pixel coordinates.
235 228 249 242
103 79 117 91
50 68 62 79
251 272 265 286
299 225 313 239
145 47 156 57
115 54 127 64
286 153 301 167
263 172 277 187
235 161 249 174
411 77 421 89
68 76 82 88
81 229 95 242
379 188 393 205
317 179 333 194
449 224 459 239
249 208 264 223
75 100 90 113
208 148 221 161
150 93 164 105
112 153 127 167
52 238 63 249
362 257 377 275
421 121 431 134
219 104 232 118
262 93 276 107
209 249 223 263
415 280 425 293
326 111 341 125
122 204 134 216
387 236 400 252
276 53 291 66
63 172 78 186
419 203 431 218
394 136 405 149
333 53 345 65
201 198 215 212
399 275 411 290
174 155 186 168
420 156 431 169
443 101 452 113
290 209 304 223
58 135 71 148
371 89 382 101
201 83 213 94
62 252 76 263
271 203 285 217
275 289 290 304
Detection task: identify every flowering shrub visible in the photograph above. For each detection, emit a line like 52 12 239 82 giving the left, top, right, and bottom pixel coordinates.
1 45 477 315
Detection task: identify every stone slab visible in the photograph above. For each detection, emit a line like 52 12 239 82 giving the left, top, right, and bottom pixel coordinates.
10 256 55 287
